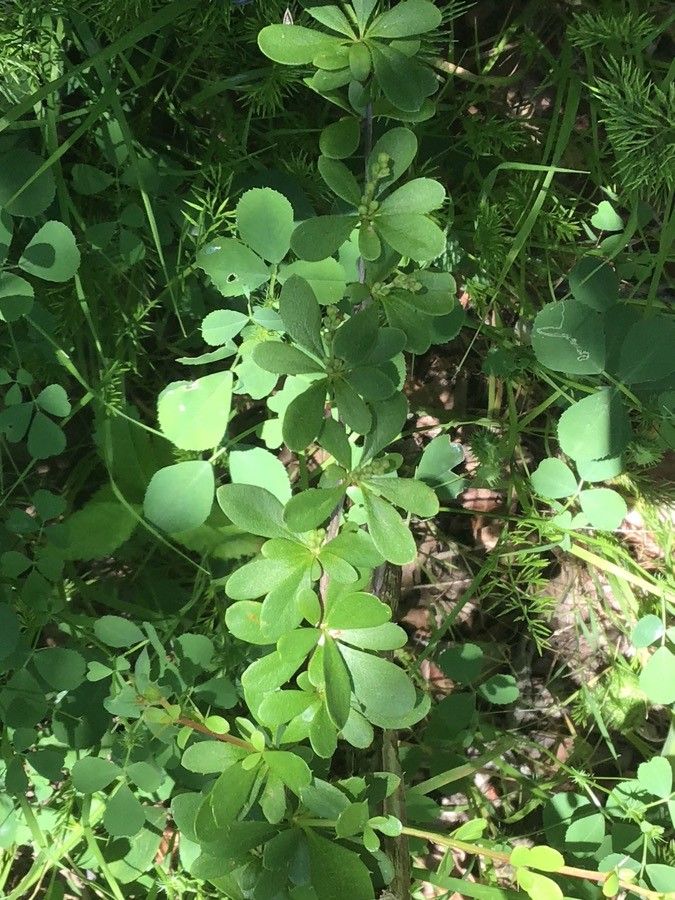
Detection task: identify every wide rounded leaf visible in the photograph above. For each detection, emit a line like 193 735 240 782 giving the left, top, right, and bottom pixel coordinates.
280 258 346 305
558 390 632 462
19 221 80 282
368 0 442 37
376 213 445 261
201 309 248 346
339 644 416 725
0 149 55 217
368 127 417 191
638 646 675 705
0 273 34 322
568 256 618 311
196 238 269 296
636 757 672 799
252 341 324 375
615 316 675 384
278 275 323 355
225 601 275 645
631 614 664 649
320 117 361 159
94 615 144 648
284 486 346 532
143 461 215 533
158 371 232 451
291 215 357 261
531 458 577 499
217 483 288 539
371 45 438 112
380 178 445 215
229 447 291 503
365 476 439 516
283 380 328 451
578 488 627 530
103 784 145 838
71 757 121 793
258 25 341 65
532 300 605 375
236 188 294 263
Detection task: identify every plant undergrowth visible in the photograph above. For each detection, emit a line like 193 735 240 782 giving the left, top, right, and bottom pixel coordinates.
0 1 673 899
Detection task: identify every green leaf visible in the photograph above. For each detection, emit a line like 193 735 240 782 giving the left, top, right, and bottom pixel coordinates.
631 614 665 648
72 163 114 195
307 5 355 37
36 384 70 417
252 341 324 374
258 690 315 726
34 648 86 691
438 644 484 684
103 784 145 838
516 869 563 900
258 25 341 65
336 801 369 837
333 378 372 434
0 208 13 264
278 275 324 356
636 757 672 799
284 486 345 532
339 644 416 727
283 380 328 450
280 258 346 305
0 149 55 217
320 117 361 159
318 157 361 205
370 45 438 112
568 257 618 311
351 0 378 29
615 316 675 384
226 557 294 606
576 455 624 482
94 615 144 648
319 416 353 469
19 221 80 282
591 200 623 232
0 273 34 322
27 413 66 459
364 476 439 517
201 309 249 345
368 0 442 37
363 491 416 564
229 447 291 503
181 741 247 774
578 488 627 530
217 484 289 539
557 390 632 462
510 845 565 872
323 635 352 728
225 601 275 645
71 757 121 793
646 864 675 893
478 674 519 705
532 300 605 374
291 215 357 261
265 750 311 795
0 604 20 661
326 590 390 629
158 371 232 451
306 830 375 900
368 127 417 191
530 458 577 499
416 435 464 499
196 238 269 296
333 306 379 363
236 188 294 263
639 646 675 705
376 213 445 261
380 178 445 215
332 622 406 651
144 461 215 533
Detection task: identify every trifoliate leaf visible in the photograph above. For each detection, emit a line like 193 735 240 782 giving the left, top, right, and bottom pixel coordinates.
558 390 632 462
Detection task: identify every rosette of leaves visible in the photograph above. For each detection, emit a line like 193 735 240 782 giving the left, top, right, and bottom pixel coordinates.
349 250 462 352
252 280 405 447
258 0 442 116
291 126 447 263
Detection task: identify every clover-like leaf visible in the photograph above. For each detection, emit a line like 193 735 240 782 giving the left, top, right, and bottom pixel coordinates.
236 188 294 263
144 461 215 533
19 221 80 282
157 371 232 451
196 238 269 296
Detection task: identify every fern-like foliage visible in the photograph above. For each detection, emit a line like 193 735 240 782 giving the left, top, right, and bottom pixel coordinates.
589 58 675 203
568 10 658 52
